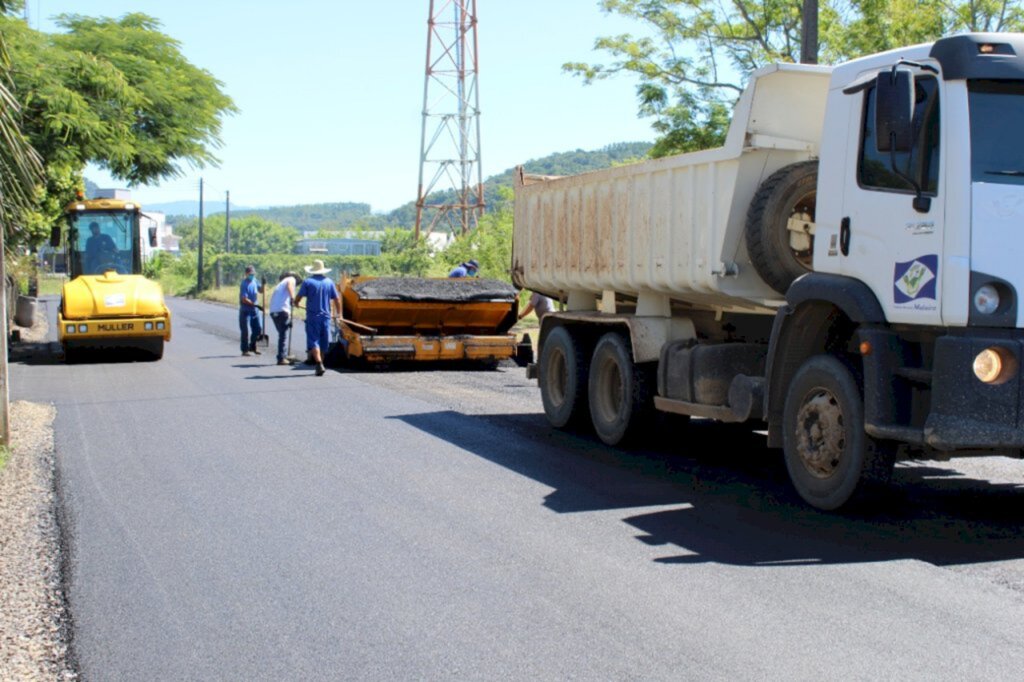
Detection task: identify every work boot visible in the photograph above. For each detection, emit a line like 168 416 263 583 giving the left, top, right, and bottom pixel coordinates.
277 359 289 366
315 362 326 376
251 347 262 355
242 351 251 357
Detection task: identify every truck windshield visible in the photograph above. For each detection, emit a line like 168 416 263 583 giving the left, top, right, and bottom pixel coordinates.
969 80 1024 185
71 211 135 276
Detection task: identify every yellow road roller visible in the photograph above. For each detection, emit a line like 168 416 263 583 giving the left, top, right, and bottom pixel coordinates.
52 195 171 361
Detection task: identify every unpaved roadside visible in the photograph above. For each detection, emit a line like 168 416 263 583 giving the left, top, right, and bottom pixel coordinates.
0 311 76 680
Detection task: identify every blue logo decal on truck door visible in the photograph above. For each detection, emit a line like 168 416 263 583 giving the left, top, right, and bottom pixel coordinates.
893 254 938 306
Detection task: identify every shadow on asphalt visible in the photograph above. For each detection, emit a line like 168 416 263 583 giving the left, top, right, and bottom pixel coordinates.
8 341 61 365
392 410 1024 568
325 354 512 373
9 342 162 365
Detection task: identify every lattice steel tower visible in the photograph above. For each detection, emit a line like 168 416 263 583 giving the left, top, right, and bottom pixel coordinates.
415 0 484 239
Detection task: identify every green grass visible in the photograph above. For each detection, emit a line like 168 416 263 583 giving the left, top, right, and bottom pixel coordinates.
197 285 236 306
0 445 9 472
37 275 67 296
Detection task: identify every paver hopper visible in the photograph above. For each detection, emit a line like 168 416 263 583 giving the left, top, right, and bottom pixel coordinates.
337 276 519 364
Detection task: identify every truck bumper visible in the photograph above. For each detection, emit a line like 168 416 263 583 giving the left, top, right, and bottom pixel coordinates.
926 334 1024 450
58 312 171 344
864 330 1024 452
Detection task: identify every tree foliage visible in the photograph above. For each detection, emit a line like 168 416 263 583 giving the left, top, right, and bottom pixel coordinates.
174 215 298 256
439 187 515 280
565 0 1024 157
0 0 44 247
0 9 236 244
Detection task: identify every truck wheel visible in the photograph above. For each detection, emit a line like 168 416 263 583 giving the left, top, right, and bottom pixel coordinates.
539 326 589 428
745 160 817 294
782 354 895 510
588 332 653 446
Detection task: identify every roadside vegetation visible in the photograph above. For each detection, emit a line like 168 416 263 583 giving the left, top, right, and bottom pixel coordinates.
147 188 517 297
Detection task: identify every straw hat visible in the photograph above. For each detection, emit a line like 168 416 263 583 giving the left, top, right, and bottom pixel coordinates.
304 259 331 275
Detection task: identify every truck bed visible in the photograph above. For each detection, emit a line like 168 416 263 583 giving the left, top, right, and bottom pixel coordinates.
512 64 831 314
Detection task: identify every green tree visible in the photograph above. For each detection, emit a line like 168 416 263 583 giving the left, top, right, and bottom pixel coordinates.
0 1 44 248
565 0 1024 158
378 227 432 275
441 188 514 280
1 9 236 243
176 215 297 255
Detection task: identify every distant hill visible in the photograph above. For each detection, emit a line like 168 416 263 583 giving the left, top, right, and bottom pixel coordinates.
386 141 652 230
104 142 653 232
142 199 262 216
229 202 373 232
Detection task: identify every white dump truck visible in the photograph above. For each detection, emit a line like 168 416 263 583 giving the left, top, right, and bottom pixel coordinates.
514 33 1024 510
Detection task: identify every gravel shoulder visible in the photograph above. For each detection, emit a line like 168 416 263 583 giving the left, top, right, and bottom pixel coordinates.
0 311 76 680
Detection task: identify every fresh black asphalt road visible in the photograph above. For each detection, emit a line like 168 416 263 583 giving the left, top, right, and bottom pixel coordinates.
12 296 1024 680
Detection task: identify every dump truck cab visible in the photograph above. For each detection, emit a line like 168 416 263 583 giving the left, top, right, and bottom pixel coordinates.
55 195 171 360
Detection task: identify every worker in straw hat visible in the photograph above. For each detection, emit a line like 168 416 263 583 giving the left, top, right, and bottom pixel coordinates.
293 259 341 376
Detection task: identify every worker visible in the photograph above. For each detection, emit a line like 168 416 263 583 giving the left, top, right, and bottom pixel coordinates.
448 259 479 278
238 264 264 357
518 291 555 321
84 221 116 273
269 272 300 366
294 259 341 377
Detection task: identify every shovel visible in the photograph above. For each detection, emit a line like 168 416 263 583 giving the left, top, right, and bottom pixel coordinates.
258 277 270 348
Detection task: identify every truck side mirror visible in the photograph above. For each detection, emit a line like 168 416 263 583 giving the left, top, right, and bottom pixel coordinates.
874 69 914 153
49 225 61 248
148 226 158 248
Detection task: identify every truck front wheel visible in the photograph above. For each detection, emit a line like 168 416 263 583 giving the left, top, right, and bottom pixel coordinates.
539 326 589 428
588 333 653 446
782 354 895 510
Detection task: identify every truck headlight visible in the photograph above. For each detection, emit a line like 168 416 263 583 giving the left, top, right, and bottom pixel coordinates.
78 324 87 333
973 346 1017 384
144 322 153 331
156 321 165 330
974 284 1001 315
65 324 75 334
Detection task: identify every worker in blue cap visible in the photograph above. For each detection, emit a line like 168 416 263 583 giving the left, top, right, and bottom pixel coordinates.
448 259 479 278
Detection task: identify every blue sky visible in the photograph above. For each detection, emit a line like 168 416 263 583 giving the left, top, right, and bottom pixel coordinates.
32 1 656 213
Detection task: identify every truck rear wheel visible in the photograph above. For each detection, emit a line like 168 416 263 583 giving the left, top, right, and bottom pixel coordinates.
782 354 895 510
745 160 817 294
588 332 653 446
539 326 589 428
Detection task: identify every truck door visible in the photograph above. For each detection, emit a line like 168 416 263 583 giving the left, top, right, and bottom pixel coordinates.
840 72 945 325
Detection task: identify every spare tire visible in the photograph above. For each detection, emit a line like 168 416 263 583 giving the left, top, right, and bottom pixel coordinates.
745 160 818 294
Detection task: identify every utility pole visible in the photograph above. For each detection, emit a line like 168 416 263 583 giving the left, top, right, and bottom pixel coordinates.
197 177 204 293
801 0 819 64
224 190 231 253
0 216 9 446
